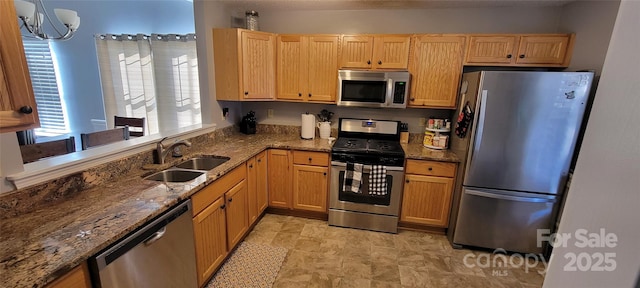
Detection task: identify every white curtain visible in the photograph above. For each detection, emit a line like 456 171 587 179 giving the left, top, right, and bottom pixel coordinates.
95 34 200 135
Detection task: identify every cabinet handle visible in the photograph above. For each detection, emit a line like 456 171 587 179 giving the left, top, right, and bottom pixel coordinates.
406 179 410 183
378 60 382 65
244 91 249 95
506 54 512 59
308 93 312 97
519 54 525 59
257 159 261 163
308 157 312 161
228 198 233 203
19 106 33 114
249 164 253 168
298 93 302 97
367 60 371 65
428 167 433 171
323 172 327 176
410 98 415 101
220 204 226 209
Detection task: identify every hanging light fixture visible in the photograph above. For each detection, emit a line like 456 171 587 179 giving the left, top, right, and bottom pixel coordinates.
13 0 80 41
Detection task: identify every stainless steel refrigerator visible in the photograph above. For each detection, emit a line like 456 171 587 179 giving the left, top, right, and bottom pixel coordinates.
447 71 594 254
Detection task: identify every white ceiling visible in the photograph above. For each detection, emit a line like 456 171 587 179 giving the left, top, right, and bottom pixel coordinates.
206 0 578 11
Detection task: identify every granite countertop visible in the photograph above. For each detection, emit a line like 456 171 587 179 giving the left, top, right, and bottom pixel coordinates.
0 132 457 288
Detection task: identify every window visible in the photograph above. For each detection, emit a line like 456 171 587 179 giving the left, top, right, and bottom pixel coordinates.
22 39 70 137
95 33 201 135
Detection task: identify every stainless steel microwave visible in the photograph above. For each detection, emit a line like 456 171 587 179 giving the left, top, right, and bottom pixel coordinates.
337 70 410 109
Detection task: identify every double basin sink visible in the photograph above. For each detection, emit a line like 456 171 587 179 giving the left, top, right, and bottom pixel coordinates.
144 155 230 182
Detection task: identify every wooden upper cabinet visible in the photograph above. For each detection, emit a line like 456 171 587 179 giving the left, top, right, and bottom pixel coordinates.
516 35 570 65
465 34 574 67
372 36 411 69
213 28 275 101
276 35 338 103
340 35 374 69
0 0 40 133
340 35 410 70
409 35 466 109
466 35 517 64
277 35 305 101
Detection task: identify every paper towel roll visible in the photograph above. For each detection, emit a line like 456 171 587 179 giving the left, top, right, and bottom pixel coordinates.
301 113 316 139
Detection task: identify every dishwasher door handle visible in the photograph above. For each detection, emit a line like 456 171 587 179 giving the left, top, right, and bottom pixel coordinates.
143 227 167 246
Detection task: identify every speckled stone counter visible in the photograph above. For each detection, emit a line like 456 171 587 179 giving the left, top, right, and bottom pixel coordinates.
0 128 455 288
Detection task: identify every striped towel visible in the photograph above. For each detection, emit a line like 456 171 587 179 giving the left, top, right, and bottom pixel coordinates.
369 165 388 196
342 163 363 194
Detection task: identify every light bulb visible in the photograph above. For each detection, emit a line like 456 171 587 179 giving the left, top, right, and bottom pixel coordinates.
14 0 35 19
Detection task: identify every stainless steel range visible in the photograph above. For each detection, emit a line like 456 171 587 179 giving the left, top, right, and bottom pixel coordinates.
329 118 405 233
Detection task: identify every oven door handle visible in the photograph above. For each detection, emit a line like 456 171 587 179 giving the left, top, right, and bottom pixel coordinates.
331 161 404 172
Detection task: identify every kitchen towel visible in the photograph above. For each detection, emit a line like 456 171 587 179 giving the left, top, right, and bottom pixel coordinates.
369 165 388 196
301 113 316 139
342 162 363 194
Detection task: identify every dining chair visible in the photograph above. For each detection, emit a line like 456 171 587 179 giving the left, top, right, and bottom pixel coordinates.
114 116 145 137
81 127 130 150
20 136 76 163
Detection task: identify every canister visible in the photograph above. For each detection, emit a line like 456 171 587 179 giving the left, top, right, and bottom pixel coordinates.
245 10 259 31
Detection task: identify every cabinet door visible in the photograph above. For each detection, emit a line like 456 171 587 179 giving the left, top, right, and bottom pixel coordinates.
340 35 374 69
516 35 570 65
241 31 275 100
400 174 454 227
277 35 305 101
45 263 91 288
307 36 339 102
292 165 328 212
409 35 466 108
246 157 258 225
268 149 292 209
0 0 39 133
255 151 269 214
226 179 248 249
372 36 411 69
465 35 517 65
193 196 227 286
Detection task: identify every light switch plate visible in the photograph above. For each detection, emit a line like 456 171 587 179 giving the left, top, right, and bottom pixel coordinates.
418 117 426 126
267 109 274 118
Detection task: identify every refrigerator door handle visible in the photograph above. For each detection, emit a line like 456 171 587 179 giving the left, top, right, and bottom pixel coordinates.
465 189 557 203
473 90 488 151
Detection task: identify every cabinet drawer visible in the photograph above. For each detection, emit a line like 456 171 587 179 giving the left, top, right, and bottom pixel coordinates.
293 151 329 166
405 160 456 178
192 164 247 216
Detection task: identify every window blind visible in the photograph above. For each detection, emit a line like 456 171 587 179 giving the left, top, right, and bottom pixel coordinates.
22 40 69 136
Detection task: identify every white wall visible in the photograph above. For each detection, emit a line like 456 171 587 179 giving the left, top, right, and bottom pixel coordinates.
193 0 242 128
543 1 640 287
559 0 621 75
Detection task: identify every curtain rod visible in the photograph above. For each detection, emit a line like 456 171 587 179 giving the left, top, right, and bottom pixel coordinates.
95 33 196 42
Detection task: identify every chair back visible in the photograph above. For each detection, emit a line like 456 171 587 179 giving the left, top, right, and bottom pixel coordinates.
20 136 76 163
81 127 130 150
114 116 145 137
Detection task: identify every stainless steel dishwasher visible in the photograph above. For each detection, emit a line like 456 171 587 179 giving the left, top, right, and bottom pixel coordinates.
92 199 197 288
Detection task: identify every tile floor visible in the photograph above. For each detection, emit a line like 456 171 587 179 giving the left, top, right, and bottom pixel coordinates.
242 214 547 288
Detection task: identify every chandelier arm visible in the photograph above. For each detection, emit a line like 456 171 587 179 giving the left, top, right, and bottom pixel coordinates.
37 0 66 37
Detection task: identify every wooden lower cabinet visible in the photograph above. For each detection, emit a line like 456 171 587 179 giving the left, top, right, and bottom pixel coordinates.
247 151 268 225
193 196 227 287
401 160 457 228
268 149 292 208
191 164 247 287
292 164 328 212
225 179 249 249
45 262 91 288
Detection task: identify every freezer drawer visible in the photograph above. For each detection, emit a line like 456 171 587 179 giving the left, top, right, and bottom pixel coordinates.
452 187 558 254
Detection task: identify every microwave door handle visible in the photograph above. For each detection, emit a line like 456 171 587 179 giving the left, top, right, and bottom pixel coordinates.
386 79 394 106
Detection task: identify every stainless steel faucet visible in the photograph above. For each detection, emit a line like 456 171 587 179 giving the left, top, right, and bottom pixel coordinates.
156 137 192 164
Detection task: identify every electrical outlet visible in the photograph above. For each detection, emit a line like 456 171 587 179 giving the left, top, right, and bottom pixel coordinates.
222 107 229 120
418 117 426 126
267 109 274 118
